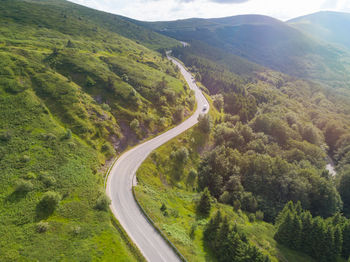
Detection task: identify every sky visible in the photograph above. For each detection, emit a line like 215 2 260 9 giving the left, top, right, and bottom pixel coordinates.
69 0 350 21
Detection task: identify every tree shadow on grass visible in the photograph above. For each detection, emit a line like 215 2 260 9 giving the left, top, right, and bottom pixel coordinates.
5 190 28 203
35 202 55 221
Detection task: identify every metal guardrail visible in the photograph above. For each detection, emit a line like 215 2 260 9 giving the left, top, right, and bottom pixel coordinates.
105 54 193 262
132 186 188 262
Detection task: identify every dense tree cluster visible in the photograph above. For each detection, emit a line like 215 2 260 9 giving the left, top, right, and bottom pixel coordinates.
172 36 350 259
275 201 350 261
198 137 341 221
204 211 270 262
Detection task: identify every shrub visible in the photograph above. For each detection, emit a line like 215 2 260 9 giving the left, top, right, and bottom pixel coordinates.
248 213 256 223
160 203 168 216
0 130 12 141
256 210 264 221
95 193 111 211
101 142 114 157
171 147 189 164
63 129 72 139
186 169 197 186
101 103 111 112
198 114 211 133
71 225 81 235
233 200 241 211
39 191 61 212
39 173 56 187
24 172 36 180
21 155 30 163
212 94 224 110
189 223 197 239
130 119 140 132
173 105 184 123
15 179 33 193
86 76 95 88
36 221 49 233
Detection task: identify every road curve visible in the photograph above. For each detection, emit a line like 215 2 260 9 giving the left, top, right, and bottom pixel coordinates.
106 54 209 262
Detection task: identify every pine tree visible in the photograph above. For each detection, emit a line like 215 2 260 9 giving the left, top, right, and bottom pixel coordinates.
275 201 294 227
242 245 271 262
342 222 350 259
300 211 314 255
290 214 302 250
204 211 222 244
274 211 293 247
310 217 327 260
198 187 212 216
294 201 303 215
323 226 335 261
216 217 230 250
334 226 343 258
222 231 244 262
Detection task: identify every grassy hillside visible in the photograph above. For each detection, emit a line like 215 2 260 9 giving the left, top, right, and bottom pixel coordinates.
139 14 350 89
288 11 350 51
0 0 193 260
1 0 179 50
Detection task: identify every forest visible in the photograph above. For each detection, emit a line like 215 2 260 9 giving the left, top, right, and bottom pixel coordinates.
133 40 350 261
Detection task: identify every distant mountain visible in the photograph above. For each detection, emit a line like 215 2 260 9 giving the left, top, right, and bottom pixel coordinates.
288 11 350 50
137 14 350 88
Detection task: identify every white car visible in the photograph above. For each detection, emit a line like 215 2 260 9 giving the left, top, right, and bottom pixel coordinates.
202 104 208 112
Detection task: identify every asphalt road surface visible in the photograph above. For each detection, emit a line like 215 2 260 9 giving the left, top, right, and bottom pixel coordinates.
106 54 209 262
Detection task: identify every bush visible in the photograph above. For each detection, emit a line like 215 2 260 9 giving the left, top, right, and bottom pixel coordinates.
95 193 111 211
186 169 197 186
86 76 95 87
63 129 72 139
160 203 168 216
15 179 33 193
256 210 264 221
248 213 256 223
24 172 36 180
21 155 30 163
71 225 81 235
39 173 56 187
36 221 49 233
173 105 184 123
130 119 140 132
171 146 189 164
189 223 197 239
101 103 111 112
39 191 61 212
0 130 12 141
233 200 241 211
198 114 211 133
212 94 224 110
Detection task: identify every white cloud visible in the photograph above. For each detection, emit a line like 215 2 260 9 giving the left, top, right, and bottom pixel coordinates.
68 0 350 21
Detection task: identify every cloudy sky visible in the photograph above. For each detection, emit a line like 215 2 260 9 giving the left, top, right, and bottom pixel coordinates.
69 0 350 21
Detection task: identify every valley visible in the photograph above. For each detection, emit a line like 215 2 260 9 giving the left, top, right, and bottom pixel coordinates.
1 0 350 262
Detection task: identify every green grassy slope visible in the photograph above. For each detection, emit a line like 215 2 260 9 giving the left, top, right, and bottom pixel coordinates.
0 0 193 260
0 82 141 261
1 0 179 50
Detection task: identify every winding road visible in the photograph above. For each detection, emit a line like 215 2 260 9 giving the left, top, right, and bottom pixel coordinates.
106 54 209 262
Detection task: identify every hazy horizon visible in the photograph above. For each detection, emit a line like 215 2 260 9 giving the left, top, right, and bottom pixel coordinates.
68 0 350 22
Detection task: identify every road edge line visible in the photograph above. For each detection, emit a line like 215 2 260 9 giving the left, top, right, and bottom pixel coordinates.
132 187 188 262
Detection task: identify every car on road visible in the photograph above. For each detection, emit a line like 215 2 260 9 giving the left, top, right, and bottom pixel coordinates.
202 104 208 112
